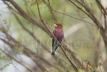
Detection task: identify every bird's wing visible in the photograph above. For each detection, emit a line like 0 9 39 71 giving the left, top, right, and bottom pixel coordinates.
52 38 54 48
52 30 55 48
52 30 58 55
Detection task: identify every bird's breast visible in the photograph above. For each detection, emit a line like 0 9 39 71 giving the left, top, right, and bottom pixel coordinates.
54 30 64 42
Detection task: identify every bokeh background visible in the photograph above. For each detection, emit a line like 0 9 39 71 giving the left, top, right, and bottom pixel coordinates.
0 0 107 72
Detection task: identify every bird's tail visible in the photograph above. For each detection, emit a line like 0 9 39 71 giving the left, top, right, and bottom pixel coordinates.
52 41 58 55
51 52 55 55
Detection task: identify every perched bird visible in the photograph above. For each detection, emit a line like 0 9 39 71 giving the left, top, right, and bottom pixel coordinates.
51 23 64 55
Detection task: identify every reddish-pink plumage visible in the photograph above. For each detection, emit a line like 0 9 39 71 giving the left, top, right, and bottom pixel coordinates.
54 23 63 42
52 23 64 55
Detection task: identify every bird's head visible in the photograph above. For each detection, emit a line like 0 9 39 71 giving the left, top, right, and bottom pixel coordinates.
54 23 63 29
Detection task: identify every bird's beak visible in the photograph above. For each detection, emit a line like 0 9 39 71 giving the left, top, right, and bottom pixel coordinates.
54 24 57 27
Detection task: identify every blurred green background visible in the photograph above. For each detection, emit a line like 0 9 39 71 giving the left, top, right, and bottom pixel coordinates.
0 0 106 72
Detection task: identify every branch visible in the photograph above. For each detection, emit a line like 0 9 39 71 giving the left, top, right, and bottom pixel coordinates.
0 48 33 72
1 33 49 72
36 0 52 37
96 0 107 33
67 0 107 53
43 0 57 23
96 0 107 15
13 11 50 53
2 0 51 36
2 0 96 71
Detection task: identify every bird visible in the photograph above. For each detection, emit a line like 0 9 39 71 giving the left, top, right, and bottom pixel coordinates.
51 23 64 55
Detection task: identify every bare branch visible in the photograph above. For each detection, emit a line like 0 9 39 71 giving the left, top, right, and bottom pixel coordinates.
0 48 33 72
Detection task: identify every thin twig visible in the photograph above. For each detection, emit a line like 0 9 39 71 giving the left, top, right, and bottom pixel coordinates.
13 11 50 53
3 1 77 70
96 0 107 15
96 0 107 33
0 48 33 72
23 0 37 18
53 9 94 26
67 0 107 52
2 0 95 71
13 9 70 71
36 0 52 37
60 45 78 72
44 0 57 23
2 0 50 35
